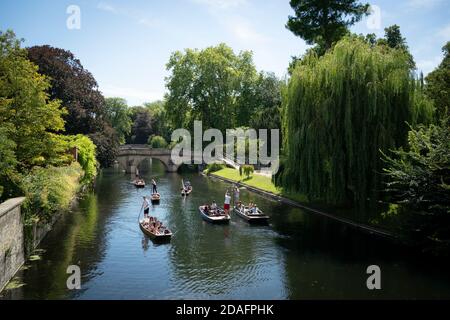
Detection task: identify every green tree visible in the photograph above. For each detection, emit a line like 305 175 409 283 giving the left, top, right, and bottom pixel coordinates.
425 42 450 118
144 100 171 141
61 134 97 184
127 106 153 144
0 127 16 198
277 36 434 210
165 43 258 132
27 45 119 167
105 97 132 144
0 30 66 169
378 25 415 69
148 135 168 149
242 165 254 179
382 118 450 252
286 0 370 54
250 72 282 131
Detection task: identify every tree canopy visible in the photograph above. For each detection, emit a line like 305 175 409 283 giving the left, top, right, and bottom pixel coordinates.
286 0 370 54
27 45 119 167
425 41 450 118
165 44 282 136
127 106 153 144
277 36 434 210
165 43 258 132
0 31 66 181
105 97 132 144
0 30 97 204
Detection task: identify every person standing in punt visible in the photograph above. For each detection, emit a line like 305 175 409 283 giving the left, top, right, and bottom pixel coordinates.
234 185 240 205
142 196 150 219
224 191 231 215
151 178 158 194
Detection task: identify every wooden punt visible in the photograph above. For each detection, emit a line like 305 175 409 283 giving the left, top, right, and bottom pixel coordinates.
181 186 193 196
198 206 230 224
134 180 146 188
233 206 269 224
151 193 161 203
139 219 172 241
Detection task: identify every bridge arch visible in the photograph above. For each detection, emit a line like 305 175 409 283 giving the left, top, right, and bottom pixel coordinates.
116 145 180 173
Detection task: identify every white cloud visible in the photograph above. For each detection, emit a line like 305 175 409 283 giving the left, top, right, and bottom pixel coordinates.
438 24 450 40
100 84 164 105
226 18 269 44
138 18 160 29
192 0 247 10
417 55 442 75
97 2 117 13
407 0 444 9
96 2 161 30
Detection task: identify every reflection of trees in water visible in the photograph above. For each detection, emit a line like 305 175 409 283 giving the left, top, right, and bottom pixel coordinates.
271 204 450 299
8 172 127 299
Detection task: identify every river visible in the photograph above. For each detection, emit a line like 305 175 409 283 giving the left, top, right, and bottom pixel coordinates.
2 160 450 299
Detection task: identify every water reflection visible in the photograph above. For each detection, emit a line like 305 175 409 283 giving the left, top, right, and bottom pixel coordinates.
2 160 450 299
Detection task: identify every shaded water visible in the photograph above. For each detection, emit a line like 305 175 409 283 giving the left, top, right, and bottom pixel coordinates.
2 160 450 299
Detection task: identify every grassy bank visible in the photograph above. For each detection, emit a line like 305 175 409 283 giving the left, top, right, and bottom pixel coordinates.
210 168 308 203
22 162 84 224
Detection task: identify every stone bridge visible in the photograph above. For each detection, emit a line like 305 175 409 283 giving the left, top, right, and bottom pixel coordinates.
117 144 242 173
117 145 180 173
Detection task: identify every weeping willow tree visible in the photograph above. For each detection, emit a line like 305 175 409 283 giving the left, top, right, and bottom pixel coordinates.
278 36 434 210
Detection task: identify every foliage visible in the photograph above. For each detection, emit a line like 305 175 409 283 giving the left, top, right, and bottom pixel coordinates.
148 135 168 149
377 25 416 69
242 165 254 179
62 135 97 184
277 36 434 210
22 163 83 223
165 43 259 132
126 106 153 144
0 31 66 169
88 124 119 168
425 42 450 118
144 100 171 141
204 163 226 174
0 30 67 198
382 118 450 249
249 72 283 131
105 97 132 144
286 0 369 54
0 127 16 197
27 45 119 167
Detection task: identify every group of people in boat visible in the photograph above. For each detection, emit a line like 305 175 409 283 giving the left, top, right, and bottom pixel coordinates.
202 200 227 216
202 188 236 216
236 201 261 215
141 216 170 235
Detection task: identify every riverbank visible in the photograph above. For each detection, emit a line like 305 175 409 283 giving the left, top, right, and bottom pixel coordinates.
207 168 396 240
0 163 92 293
4 167 450 300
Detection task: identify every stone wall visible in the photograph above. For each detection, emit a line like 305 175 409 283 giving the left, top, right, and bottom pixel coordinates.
0 197 26 292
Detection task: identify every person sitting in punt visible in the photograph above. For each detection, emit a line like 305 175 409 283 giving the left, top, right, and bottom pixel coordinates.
211 201 218 210
249 204 259 214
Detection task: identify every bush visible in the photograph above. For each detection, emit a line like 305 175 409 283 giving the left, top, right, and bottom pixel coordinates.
382 118 450 252
63 134 97 184
242 165 254 179
204 163 226 174
22 163 83 223
148 135 168 149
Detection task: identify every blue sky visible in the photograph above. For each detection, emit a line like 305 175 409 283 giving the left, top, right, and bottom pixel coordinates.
1 0 449 105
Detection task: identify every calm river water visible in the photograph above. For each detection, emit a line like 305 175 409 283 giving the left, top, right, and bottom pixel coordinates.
2 160 450 299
